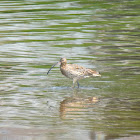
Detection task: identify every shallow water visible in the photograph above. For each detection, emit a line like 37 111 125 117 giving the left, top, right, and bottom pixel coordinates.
0 0 140 139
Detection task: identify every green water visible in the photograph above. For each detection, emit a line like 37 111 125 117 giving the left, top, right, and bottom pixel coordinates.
0 0 140 139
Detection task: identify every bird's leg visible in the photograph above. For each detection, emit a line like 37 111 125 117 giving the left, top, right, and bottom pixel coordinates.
77 81 80 88
72 78 77 88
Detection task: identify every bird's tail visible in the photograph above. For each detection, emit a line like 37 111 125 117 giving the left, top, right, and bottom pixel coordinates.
86 69 101 77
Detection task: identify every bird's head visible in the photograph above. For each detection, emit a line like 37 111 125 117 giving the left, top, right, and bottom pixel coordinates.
60 58 67 66
47 58 67 75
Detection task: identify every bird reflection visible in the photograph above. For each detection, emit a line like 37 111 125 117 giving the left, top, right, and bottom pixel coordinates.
60 89 99 119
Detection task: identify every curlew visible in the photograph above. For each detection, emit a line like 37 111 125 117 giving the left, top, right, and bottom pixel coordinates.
47 58 101 88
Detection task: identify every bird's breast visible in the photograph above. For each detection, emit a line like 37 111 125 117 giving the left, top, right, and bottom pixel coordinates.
60 66 75 79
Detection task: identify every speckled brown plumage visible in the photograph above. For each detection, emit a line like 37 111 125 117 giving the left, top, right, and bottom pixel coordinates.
47 58 101 88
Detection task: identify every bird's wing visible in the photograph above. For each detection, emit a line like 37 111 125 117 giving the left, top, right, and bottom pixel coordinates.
70 64 98 76
67 64 87 76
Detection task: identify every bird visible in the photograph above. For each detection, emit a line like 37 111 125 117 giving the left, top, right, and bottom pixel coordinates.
47 58 101 88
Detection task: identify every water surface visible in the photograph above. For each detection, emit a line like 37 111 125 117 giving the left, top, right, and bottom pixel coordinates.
0 0 140 139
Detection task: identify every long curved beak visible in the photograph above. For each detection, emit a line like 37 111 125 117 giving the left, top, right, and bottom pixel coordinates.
47 61 60 75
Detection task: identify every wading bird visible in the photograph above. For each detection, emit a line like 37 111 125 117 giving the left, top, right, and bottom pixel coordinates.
47 58 101 88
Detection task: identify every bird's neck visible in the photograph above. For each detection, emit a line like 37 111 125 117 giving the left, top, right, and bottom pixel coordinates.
61 63 66 68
